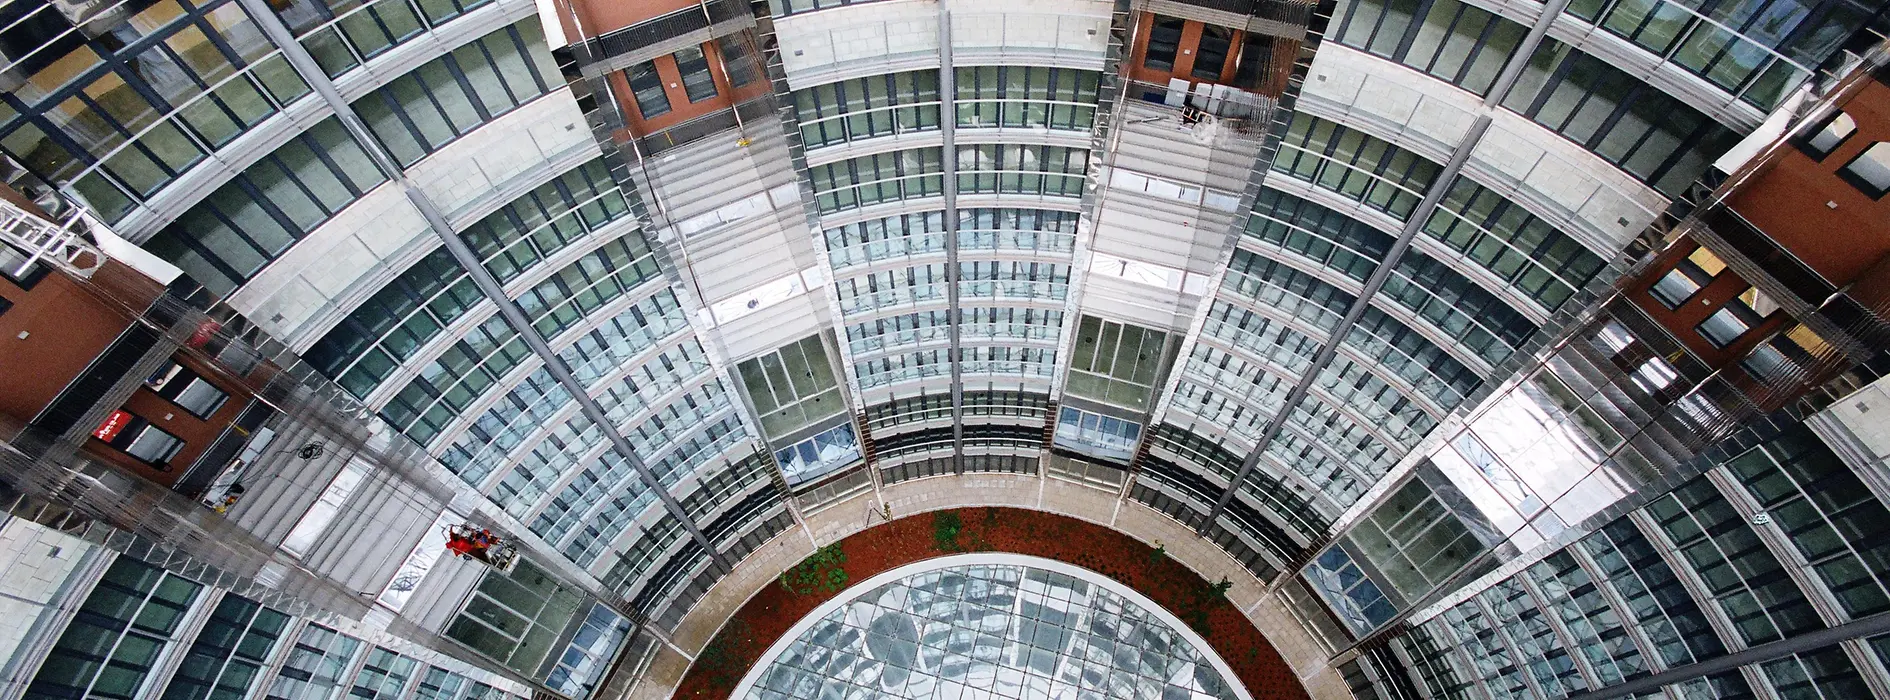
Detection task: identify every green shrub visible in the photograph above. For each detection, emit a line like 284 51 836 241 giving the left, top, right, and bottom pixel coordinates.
779 544 847 596
933 511 963 553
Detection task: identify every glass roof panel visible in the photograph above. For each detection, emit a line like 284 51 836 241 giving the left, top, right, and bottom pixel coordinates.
742 561 1240 700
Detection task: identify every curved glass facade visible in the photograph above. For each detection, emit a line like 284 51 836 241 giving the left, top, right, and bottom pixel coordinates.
4 0 1890 698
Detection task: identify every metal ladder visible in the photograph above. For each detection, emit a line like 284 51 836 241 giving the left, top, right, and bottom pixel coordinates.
0 198 105 279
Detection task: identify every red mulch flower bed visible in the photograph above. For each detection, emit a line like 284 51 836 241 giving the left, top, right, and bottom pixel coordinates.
677 506 1311 699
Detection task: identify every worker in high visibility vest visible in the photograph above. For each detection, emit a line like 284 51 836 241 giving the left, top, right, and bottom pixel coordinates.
446 527 496 560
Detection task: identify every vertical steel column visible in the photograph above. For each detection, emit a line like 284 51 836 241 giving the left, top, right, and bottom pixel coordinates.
1207 0 1577 523
938 3 966 473
1208 115 1491 521
232 0 731 573
1561 611 1890 700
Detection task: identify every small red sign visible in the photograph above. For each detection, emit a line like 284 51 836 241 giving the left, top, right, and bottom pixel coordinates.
186 320 222 349
94 410 132 442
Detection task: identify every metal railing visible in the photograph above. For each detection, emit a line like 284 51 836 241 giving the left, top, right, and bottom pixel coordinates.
0 198 105 279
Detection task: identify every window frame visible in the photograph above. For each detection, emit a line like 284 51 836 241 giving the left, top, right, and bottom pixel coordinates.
624 60 671 120
1796 109 1857 160
1696 302 1762 348
1191 25 1235 81
27 558 205 700
1838 141 1890 199
146 361 232 419
122 421 188 466
1649 263 1710 309
95 413 187 468
670 46 718 103
1143 15 1186 72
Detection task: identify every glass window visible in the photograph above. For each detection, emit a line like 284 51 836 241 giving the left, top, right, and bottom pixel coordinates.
1334 0 1526 97
308 159 631 403
823 210 952 267
1726 428 1890 618
0 3 333 218
543 604 630 698
1380 251 1539 367
410 668 463 700
1502 39 1739 196
672 46 717 103
375 238 660 443
749 562 1235 699
1741 323 1828 383
28 558 204 700
1144 16 1185 71
1801 111 1856 159
1303 545 1398 635
347 22 552 167
146 362 231 418
1646 478 1824 646
956 144 1088 197
1247 187 1389 283
1065 316 1171 411
1231 33 1276 88
1456 578 1590 698
1697 290 1764 348
350 648 417 700
1336 305 1479 410
1651 269 1704 308
559 417 746 565
161 595 290 700
1223 248 1356 330
1840 142 1890 198
161 374 229 418
1423 179 1606 311
1561 0 1863 110
1671 671 1759 699
950 66 1097 132
1761 644 1872 700
1581 517 1728 669
5 122 84 187
144 112 390 297
1052 406 1143 462
1350 477 1483 600
774 422 861 484
716 35 758 87
625 62 670 119
808 147 944 213
415 0 493 23
98 417 187 467
1701 308 1753 348
268 625 364 700
445 561 584 677
793 70 943 148
1651 246 1725 308
1528 552 1650 685
1192 26 1234 80
534 377 730 542
737 335 844 439
1272 113 1442 220
17 46 105 106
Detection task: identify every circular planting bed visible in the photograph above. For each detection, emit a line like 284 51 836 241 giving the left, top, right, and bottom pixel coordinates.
676 506 1310 700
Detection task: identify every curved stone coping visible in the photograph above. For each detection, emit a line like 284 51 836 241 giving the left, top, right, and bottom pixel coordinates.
730 552 1256 700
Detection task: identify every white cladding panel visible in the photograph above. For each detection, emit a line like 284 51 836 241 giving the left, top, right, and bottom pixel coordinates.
230 91 597 348
1302 45 1665 256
